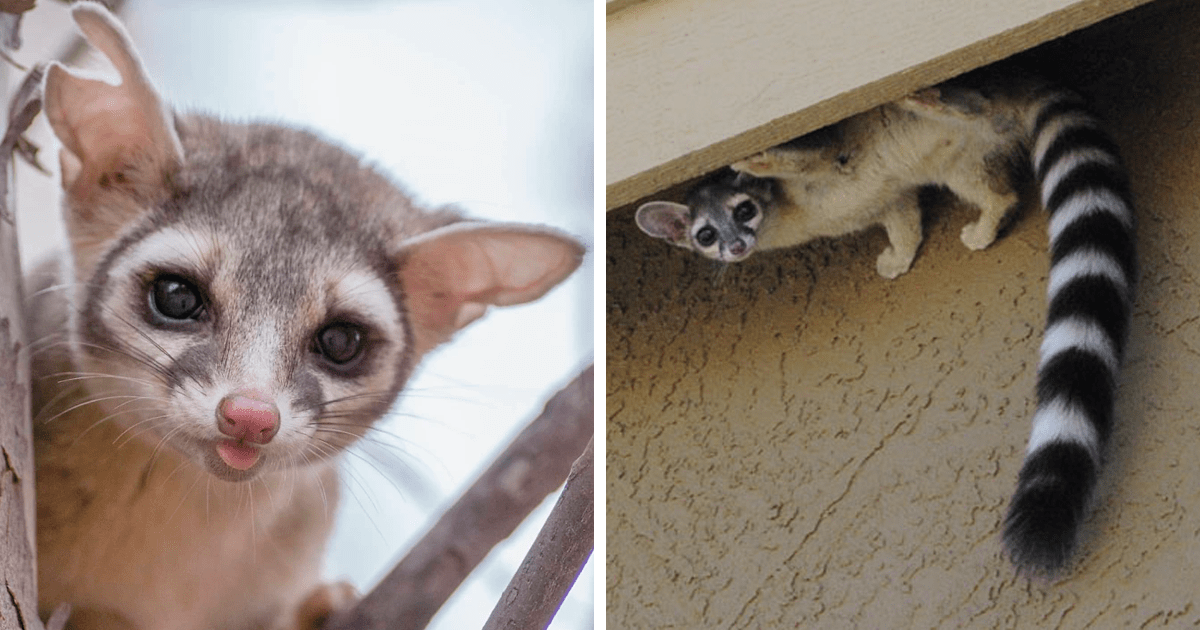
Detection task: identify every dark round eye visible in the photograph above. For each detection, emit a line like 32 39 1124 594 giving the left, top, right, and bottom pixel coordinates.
694 226 718 247
150 275 204 321
315 323 363 366
733 200 757 223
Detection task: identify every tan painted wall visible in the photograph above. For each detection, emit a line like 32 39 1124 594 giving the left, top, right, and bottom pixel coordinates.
606 0 1200 626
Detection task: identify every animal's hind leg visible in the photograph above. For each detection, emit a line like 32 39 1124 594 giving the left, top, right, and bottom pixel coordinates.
949 164 1019 251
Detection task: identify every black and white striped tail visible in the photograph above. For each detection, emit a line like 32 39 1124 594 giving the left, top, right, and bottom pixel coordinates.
1002 91 1136 574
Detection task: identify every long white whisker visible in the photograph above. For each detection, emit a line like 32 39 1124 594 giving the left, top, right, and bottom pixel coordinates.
166 469 207 525
112 414 175 447
50 371 165 389
310 432 409 501
308 440 386 541
76 409 169 444
142 424 190 482
247 482 257 564
39 394 157 426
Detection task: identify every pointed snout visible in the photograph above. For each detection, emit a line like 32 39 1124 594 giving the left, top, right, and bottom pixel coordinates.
217 390 280 444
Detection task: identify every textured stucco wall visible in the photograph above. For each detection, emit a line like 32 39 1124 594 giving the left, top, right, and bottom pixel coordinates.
606 0 1200 627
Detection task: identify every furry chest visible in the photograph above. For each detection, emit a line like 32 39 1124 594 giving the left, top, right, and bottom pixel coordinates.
36 439 331 630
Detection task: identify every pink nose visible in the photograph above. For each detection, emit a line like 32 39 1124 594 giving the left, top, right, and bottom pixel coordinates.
217 391 280 444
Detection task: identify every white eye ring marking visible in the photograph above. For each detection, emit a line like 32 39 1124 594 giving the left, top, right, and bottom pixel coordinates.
108 227 215 282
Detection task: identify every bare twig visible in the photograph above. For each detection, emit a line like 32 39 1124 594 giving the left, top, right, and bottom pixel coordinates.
1 65 56 630
322 363 595 630
0 1 36 15
0 0 34 71
1 63 44 181
482 437 593 630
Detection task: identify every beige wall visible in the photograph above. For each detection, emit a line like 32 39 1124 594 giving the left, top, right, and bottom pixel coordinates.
607 0 1200 626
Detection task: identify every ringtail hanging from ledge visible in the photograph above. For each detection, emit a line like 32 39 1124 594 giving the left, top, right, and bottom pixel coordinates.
27 3 583 629
635 69 1136 575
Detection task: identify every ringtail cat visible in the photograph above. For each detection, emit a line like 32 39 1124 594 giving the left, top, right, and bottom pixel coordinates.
27 4 583 628
636 70 1136 574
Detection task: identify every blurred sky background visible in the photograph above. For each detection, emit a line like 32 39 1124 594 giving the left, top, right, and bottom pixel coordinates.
13 0 594 627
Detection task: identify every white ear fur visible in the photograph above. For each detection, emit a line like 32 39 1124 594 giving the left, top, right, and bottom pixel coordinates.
397 222 585 353
635 201 693 248
43 1 183 194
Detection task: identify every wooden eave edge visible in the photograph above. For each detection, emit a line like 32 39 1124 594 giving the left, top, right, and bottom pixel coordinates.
606 0 1155 211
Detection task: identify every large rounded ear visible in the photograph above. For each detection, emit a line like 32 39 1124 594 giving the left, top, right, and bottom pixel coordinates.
634 201 693 248
395 223 585 356
43 1 183 205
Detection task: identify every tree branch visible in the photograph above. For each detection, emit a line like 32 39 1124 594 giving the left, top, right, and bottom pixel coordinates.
482 437 593 630
322 363 594 630
1 62 69 630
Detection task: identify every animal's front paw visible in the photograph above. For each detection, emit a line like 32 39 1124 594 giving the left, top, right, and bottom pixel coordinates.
903 87 944 109
901 86 983 119
960 220 997 251
288 581 359 630
730 152 778 176
875 246 914 279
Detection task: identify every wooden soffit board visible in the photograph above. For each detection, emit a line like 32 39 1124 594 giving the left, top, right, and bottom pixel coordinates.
606 0 1155 211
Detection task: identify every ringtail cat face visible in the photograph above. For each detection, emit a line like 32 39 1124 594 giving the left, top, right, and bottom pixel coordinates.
42 4 584 483
635 170 776 262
